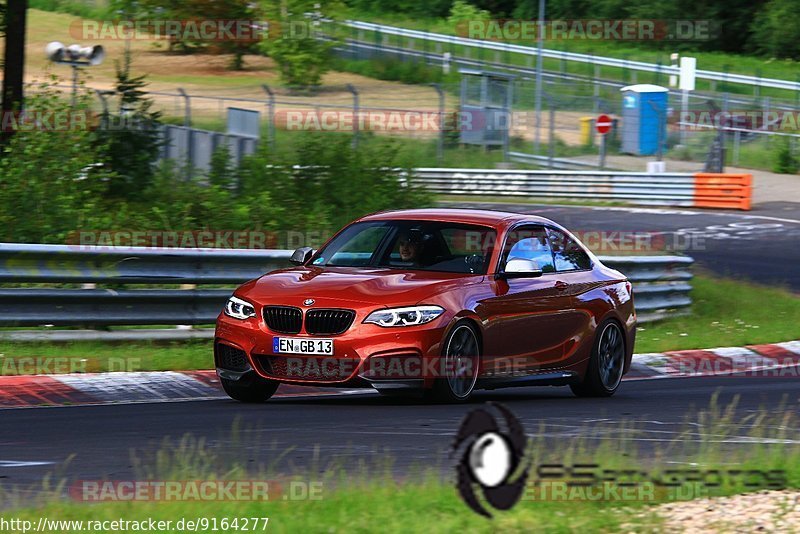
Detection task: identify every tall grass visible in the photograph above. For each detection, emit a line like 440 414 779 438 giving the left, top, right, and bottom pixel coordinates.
1 400 798 532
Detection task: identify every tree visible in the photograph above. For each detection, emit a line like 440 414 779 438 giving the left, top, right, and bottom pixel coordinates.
112 0 260 68
750 0 800 59
260 0 342 88
1 0 26 147
94 49 163 198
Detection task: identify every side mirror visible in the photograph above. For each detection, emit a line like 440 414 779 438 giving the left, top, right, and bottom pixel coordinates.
496 257 543 280
290 246 314 265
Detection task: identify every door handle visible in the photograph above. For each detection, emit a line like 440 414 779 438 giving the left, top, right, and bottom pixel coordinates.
554 281 569 290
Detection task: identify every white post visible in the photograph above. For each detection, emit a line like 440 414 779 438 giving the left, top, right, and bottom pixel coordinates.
679 57 696 147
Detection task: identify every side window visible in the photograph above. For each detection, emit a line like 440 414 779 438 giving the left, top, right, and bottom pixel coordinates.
547 228 592 272
502 226 555 273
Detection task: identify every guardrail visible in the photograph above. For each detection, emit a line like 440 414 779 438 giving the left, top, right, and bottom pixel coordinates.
0 244 691 329
414 168 752 210
342 20 800 93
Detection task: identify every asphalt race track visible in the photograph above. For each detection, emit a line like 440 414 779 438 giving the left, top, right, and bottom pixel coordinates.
451 201 800 290
1 201 798 495
1 374 798 490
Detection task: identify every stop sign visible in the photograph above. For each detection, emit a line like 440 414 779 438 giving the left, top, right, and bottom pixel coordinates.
596 114 613 135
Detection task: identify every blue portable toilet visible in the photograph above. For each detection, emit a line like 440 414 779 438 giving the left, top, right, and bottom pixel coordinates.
619 84 668 156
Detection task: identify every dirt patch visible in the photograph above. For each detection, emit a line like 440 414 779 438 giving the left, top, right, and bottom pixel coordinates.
644 490 800 533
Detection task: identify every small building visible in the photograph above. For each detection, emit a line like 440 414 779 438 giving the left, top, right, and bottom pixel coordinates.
459 69 514 152
619 84 668 156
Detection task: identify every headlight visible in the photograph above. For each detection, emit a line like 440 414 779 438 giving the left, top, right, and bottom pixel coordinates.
364 305 444 327
224 296 256 320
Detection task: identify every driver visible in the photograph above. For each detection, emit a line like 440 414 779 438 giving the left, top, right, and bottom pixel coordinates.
397 231 423 264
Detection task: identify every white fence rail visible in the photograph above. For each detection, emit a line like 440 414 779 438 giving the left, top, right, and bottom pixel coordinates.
343 20 800 93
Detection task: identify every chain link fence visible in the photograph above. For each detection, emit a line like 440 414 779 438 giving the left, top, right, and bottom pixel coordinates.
22 51 800 175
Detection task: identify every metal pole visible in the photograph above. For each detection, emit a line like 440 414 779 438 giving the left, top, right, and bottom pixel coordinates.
176 87 192 178
680 89 688 145
176 87 191 127
431 83 444 165
593 64 600 112
657 104 663 162
346 84 359 149
261 84 276 151
533 0 545 155
548 106 555 168
544 93 555 168
599 133 607 170
71 64 79 107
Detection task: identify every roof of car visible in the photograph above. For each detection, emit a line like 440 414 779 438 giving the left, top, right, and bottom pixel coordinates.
358 208 553 227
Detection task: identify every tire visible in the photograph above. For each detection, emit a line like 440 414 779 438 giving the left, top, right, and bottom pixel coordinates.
427 320 481 403
570 319 626 398
221 373 279 403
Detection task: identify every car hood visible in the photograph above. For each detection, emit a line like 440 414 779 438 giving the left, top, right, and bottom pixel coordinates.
239 266 483 308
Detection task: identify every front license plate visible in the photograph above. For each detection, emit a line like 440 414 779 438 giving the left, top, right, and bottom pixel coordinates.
273 337 334 356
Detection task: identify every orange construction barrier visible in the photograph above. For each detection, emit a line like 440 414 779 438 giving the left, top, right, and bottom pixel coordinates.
693 173 752 211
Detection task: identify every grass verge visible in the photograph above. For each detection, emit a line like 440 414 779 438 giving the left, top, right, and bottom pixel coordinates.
635 272 800 353
2 400 799 532
0 273 797 374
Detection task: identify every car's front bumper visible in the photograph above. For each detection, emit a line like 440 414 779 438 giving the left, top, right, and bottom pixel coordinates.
215 312 449 389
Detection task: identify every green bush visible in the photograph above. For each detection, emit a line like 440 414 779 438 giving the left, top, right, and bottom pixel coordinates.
237 134 432 241
0 88 432 245
29 0 110 18
446 0 491 27
0 83 116 243
330 56 460 85
772 138 799 174
260 0 338 87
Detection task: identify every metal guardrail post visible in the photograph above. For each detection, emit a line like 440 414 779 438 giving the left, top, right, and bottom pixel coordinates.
261 84 276 151
346 83 359 149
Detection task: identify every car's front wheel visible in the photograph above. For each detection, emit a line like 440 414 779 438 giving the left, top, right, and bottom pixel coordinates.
570 319 625 397
428 320 481 403
221 373 279 403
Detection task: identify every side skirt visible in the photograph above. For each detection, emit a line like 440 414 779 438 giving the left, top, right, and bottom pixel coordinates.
477 371 579 390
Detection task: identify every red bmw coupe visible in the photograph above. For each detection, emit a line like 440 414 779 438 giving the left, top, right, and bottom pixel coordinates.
215 209 636 403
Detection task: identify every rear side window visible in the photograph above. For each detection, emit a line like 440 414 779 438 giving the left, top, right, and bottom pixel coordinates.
547 228 592 272
502 226 555 273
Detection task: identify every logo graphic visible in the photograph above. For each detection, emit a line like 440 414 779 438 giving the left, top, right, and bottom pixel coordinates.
452 402 530 518
303 299 315 306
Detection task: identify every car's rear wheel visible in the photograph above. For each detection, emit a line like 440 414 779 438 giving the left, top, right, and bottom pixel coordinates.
428 321 481 403
221 373 279 403
570 320 625 398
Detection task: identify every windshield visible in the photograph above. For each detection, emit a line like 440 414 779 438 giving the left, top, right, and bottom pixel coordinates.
311 221 497 275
